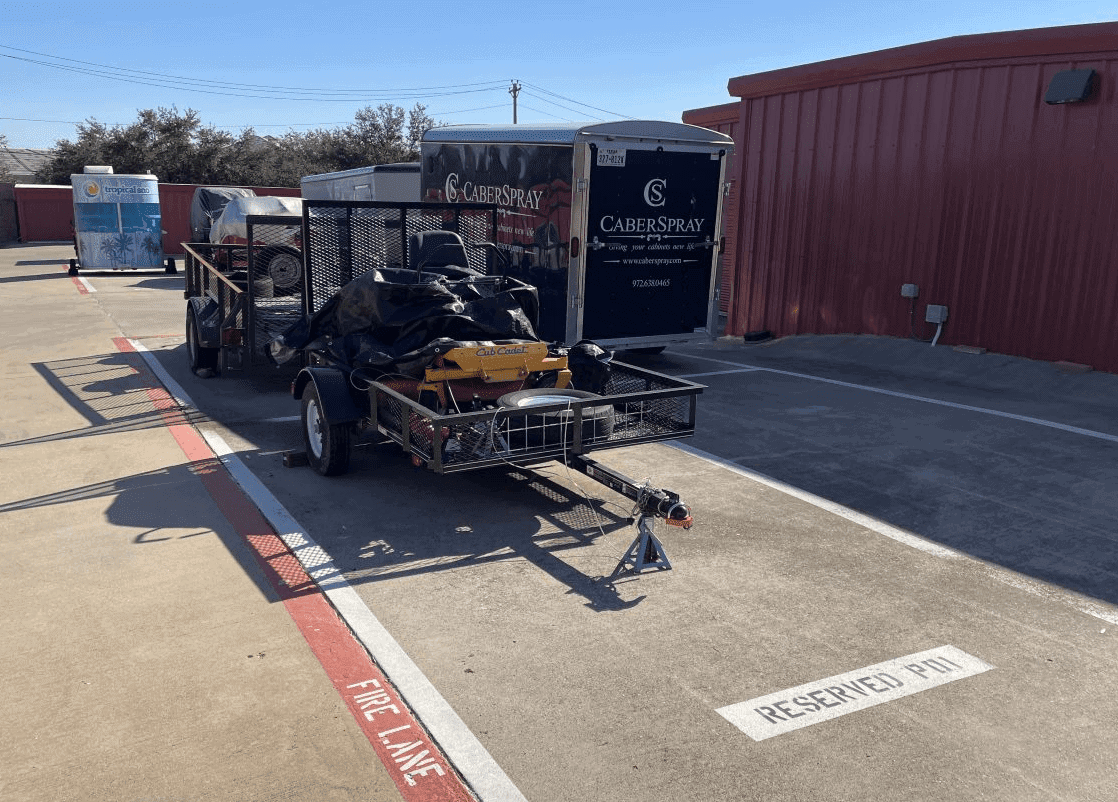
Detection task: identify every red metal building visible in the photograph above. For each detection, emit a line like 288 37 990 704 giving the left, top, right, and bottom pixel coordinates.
684 22 1118 373
13 183 300 254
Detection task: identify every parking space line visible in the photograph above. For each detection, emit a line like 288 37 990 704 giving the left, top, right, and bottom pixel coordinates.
72 275 95 294
676 368 762 379
677 352 1118 444
125 338 527 802
669 441 1118 626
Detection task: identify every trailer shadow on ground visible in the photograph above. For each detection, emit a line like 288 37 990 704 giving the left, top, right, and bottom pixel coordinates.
269 445 652 613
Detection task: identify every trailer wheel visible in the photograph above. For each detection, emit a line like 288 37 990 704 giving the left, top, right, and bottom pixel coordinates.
302 383 351 476
186 305 219 373
497 388 614 449
259 247 302 294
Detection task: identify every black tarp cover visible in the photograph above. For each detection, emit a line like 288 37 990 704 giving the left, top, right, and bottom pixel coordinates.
271 267 541 376
189 186 256 242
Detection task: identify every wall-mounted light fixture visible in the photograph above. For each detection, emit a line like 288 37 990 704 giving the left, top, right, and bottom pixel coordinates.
1044 69 1096 105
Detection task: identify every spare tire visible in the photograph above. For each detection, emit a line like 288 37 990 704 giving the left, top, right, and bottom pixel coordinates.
497 388 614 449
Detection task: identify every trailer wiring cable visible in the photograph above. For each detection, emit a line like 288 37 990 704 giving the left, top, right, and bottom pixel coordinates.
479 397 611 543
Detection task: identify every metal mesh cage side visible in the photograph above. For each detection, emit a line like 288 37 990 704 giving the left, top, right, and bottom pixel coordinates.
246 215 306 362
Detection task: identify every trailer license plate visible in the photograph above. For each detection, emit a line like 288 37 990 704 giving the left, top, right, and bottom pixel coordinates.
596 147 626 167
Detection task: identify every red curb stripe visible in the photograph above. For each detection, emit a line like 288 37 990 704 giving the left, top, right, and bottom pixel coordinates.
72 276 89 294
112 338 475 802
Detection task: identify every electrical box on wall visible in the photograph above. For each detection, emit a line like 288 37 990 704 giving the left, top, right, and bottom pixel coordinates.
925 304 949 324
901 283 919 298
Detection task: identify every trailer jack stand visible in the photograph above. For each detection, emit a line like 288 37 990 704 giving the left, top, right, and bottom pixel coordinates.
613 515 672 576
565 454 689 577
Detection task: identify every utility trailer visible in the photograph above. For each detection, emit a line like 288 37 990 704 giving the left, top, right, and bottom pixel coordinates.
280 199 706 572
182 214 307 375
421 121 734 352
300 162 420 202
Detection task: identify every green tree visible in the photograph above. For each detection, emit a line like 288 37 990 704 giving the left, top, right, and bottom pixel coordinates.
36 104 441 187
0 134 14 183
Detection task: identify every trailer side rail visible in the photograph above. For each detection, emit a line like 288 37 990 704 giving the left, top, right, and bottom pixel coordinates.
368 361 703 473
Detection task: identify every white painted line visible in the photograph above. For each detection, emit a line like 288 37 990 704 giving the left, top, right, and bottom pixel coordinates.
757 365 1118 444
669 441 958 558
676 352 1118 444
676 368 762 379
717 646 993 741
127 339 195 411
669 441 1118 626
128 340 525 802
672 352 762 370
77 276 96 293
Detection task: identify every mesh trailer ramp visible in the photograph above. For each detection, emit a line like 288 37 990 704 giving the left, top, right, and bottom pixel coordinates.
291 200 705 573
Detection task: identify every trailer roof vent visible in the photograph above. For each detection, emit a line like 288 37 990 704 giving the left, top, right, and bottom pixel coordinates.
1044 69 1096 105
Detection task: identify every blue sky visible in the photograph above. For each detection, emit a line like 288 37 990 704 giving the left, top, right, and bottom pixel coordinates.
2 1 1115 149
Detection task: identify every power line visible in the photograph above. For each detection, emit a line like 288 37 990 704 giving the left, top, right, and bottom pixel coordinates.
0 51 508 103
519 80 631 119
517 104 576 123
0 44 508 96
520 90 604 121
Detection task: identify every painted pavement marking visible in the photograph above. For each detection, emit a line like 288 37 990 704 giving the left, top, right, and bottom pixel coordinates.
669 441 1118 626
675 352 1118 444
676 367 762 379
72 275 96 294
121 338 527 802
717 646 993 741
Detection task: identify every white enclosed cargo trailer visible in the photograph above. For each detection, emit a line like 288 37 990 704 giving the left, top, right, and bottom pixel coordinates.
300 162 420 202
420 121 733 350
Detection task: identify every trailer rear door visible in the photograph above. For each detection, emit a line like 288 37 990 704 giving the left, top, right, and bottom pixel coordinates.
580 145 723 342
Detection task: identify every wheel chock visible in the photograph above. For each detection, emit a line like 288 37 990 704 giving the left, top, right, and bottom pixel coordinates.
283 450 309 468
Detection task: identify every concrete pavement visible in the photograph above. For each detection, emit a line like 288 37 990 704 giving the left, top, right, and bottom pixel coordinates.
0 245 404 802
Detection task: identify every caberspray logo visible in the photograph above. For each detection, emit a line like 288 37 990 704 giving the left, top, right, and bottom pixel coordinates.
644 178 666 207
444 173 543 211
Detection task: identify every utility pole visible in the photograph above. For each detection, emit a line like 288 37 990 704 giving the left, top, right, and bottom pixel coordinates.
509 80 521 124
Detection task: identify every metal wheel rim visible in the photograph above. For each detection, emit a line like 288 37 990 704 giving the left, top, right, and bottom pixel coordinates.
515 394 578 408
187 315 198 365
305 398 325 458
269 254 302 288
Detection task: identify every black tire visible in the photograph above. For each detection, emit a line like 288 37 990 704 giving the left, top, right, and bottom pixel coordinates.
497 388 614 449
302 383 352 476
259 247 302 294
252 276 275 299
68 259 79 277
164 258 177 275
186 305 219 373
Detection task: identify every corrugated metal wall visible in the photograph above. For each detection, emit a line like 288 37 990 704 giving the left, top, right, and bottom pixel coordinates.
682 104 740 314
694 24 1118 373
14 183 301 254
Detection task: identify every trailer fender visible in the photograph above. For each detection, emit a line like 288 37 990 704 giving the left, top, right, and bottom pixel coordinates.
187 296 222 350
292 368 363 425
